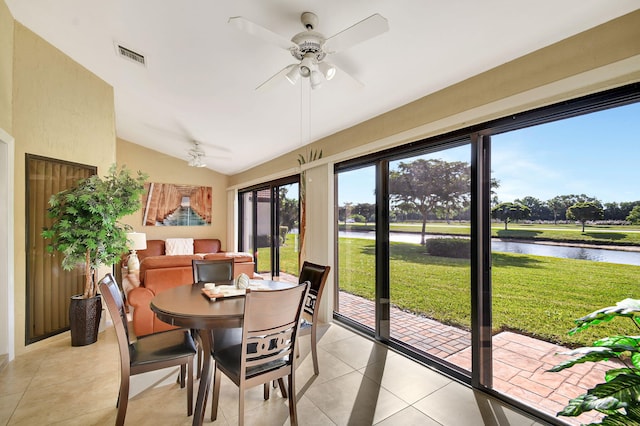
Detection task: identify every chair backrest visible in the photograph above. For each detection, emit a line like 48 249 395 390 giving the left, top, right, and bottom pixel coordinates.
99 273 131 363
298 262 330 317
192 258 234 283
241 282 309 376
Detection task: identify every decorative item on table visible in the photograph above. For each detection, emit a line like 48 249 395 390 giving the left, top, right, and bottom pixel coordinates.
235 272 250 289
202 285 246 300
126 232 147 274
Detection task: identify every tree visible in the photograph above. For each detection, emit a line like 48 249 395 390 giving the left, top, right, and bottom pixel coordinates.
566 201 604 232
626 205 640 225
515 196 552 221
491 202 531 230
547 196 568 224
278 187 299 233
547 194 600 224
389 159 470 244
353 203 375 225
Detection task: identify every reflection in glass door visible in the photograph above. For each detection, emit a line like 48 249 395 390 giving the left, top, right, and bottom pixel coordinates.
239 178 299 281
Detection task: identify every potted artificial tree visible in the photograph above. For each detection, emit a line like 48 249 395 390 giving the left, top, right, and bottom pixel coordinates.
42 164 147 346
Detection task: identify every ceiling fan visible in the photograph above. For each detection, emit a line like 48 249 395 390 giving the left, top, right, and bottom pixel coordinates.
229 11 389 90
187 141 207 168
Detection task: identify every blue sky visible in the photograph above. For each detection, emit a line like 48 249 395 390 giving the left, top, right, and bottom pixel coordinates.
338 101 640 206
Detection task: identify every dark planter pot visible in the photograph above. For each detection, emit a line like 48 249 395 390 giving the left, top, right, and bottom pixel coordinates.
69 294 102 346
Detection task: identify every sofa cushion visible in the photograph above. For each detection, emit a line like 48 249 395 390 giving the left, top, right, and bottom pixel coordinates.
137 240 166 262
139 255 201 285
143 266 195 295
204 252 253 263
194 238 222 254
165 238 194 255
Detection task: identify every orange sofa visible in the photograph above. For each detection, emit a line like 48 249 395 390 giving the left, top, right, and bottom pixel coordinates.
125 239 257 336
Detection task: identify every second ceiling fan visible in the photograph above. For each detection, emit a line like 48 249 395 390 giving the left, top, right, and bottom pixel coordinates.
229 11 389 90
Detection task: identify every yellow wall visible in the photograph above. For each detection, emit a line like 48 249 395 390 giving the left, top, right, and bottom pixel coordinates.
12 21 115 355
229 10 640 187
116 138 229 247
0 0 13 133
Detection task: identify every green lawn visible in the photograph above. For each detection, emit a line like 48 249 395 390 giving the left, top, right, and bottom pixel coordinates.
257 229 639 347
338 237 640 348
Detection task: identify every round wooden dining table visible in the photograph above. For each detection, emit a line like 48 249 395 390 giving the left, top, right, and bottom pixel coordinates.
150 280 295 426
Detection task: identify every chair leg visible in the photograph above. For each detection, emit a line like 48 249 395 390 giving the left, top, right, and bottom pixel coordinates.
311 325 319 375
187 357 193 416
287 373 298 426
179 364 186 388
116 377 130 426
211 367 221 421
238 383 245 426
277 378 287 398
263 383 270 400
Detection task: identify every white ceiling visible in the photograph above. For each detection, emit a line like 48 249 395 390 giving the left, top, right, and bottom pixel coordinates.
6 1 639 175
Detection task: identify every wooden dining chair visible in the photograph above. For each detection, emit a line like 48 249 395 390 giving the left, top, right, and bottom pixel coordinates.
297 261 331 375
98 273 197 426
210 282 309 425
192 258 234 283
191 258 235 377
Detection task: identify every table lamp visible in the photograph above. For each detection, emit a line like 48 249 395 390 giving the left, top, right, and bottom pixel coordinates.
126 232 147 273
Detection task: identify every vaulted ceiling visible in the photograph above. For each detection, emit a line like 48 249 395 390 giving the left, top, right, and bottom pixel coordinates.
6 1 639 174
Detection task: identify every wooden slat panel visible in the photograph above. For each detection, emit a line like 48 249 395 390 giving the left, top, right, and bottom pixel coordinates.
26 155 96 344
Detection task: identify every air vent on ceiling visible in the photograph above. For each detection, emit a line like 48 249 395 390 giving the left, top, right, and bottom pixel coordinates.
117 44 146 66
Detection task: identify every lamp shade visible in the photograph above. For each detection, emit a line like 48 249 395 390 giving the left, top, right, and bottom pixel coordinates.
285 65 301 85
318 62 336 81
126 232 147 251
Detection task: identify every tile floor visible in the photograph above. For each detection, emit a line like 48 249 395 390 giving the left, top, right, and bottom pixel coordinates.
339 291 610 426
0 321 549 426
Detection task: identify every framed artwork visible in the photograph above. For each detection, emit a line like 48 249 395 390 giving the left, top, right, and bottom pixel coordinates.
142 182 212 226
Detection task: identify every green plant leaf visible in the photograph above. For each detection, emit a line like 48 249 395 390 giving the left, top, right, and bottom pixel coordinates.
548 346 633 372
570 299 640 335
558 393 624 417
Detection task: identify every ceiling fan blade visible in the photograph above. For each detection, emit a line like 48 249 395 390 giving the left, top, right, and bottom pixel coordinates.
333 63 364 88
228 16 296 51
255 64 297 91
324 13 389 54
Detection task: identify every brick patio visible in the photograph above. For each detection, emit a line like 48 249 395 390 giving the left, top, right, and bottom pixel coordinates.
338 291 615 425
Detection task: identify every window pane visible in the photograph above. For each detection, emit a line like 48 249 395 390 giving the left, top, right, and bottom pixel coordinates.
278 183 299 281
389 144 471 372
336 166 376 330
490 102 640 424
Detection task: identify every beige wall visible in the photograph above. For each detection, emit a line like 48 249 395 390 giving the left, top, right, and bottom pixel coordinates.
0 0 13 133
116 138 230 247
229 10 640 188
12 21 116 355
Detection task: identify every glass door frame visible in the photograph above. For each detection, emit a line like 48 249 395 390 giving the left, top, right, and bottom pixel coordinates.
238 175 300 279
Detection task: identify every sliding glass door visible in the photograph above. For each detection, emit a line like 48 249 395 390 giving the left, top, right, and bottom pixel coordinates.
239 177 300 280
334 84 640 423
335 141 473 375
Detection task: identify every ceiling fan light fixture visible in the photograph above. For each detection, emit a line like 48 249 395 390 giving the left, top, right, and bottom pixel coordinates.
299 54 316 78
318 62 336 80
188 157 206 168
310 70 323 90
285 65 301 84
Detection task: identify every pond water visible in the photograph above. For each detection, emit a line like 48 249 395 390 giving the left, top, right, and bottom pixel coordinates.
338 231 640 266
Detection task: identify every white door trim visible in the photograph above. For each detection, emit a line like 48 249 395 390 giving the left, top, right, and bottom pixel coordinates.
0 127 15 361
